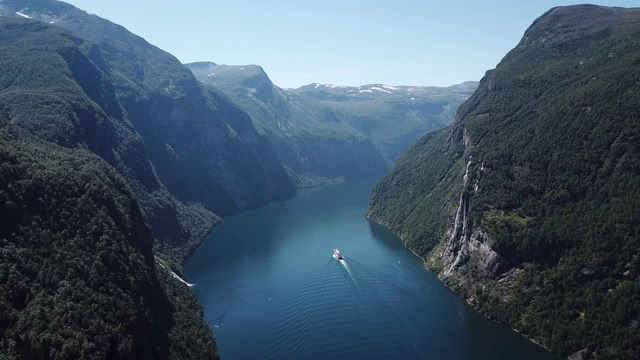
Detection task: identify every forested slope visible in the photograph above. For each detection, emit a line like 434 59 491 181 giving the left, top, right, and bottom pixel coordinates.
0 1 296 263
188 62 390 187
0 0 292 357
188 62 476 187
368 5 640 358
0 119 218 359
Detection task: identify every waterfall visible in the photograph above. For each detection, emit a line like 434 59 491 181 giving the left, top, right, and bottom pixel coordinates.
159 263 195 287
445 159 472 275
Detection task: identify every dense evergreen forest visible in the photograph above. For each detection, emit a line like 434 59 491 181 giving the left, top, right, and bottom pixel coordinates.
369 5 640 359
0 1 254 356
0 119 219 358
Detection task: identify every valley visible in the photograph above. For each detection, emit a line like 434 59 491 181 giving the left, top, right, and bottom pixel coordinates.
187 61 476 187
0 1 638 359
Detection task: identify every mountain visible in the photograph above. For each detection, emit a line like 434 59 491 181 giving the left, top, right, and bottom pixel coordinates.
293 81 478 161
187 62 477 187
0 118 218 358
0 0 300 357
368 5 640 359
0 0 296 263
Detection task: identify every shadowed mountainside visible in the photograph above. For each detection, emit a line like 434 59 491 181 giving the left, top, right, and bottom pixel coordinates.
0 0 296 263
0 116 219 359
188 61 476 187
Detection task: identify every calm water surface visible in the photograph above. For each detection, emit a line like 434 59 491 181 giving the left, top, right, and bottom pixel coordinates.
185 178 561 360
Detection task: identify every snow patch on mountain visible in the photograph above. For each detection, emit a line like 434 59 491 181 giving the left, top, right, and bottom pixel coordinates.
313 83 345 89
370 86 393 94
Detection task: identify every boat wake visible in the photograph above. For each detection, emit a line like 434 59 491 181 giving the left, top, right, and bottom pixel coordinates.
260 253 433 359
346 258 431 307
212 300 233 328
333 248 358 286
339 259 357 286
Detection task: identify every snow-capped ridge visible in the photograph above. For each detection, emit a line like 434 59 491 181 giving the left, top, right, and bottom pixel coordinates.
370 86 392 94
312 83 346 89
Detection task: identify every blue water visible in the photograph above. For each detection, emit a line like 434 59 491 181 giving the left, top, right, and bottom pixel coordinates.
185 178 561 360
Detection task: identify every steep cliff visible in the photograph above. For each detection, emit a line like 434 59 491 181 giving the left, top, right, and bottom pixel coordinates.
0 119 219 359
188 62 476 187
188 62 390 187
368 5 640 359
0 0 296 357
0 1 296 262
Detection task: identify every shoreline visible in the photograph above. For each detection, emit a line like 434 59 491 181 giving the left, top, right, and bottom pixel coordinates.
365 214 560 358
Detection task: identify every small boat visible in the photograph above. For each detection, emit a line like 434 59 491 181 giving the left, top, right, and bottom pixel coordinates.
333 248 343 260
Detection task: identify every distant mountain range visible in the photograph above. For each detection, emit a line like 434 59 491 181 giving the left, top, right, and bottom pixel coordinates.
188 61 477 187
368 5 640 359
293 81 478 161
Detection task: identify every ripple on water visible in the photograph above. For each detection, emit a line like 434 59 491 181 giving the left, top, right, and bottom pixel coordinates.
185 178 562 360
258 257 437 359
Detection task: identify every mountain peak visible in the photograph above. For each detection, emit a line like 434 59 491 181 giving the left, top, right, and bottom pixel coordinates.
184 61 218 70
518 4 640 51
186 62 273 95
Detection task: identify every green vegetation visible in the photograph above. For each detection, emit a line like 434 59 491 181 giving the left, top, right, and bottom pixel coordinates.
187 62 476 187
0 0 305 354
294 81 477 162
0 1 296 265
368 128 464 255
0 15 209 265
369 5 640 359
0 3 295 356
0 121 218 359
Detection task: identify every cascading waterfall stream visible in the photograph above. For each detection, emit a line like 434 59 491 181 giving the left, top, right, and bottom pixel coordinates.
171 271 195 287
159 263 195 286
445 159 472 275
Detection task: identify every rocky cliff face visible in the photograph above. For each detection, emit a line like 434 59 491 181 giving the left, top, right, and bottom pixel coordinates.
369 5 640 358
188 62 476 187
436 131 505 284
0 0 296 262
188 62 390 187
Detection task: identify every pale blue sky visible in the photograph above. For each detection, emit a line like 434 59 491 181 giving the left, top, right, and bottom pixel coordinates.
64 1 634 88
